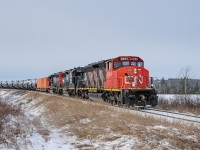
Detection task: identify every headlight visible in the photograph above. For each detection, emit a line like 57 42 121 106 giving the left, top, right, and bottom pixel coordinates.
134 68 137 74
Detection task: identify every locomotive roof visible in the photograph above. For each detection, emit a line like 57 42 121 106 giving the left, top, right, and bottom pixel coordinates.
48 56 143 77
84 59 108 69
64 67 84 73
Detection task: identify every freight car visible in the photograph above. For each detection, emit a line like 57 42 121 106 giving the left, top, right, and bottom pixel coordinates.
0 56 158 108
36 77 50 92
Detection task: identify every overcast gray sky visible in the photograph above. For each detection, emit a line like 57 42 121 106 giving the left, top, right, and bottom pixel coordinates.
0 0 200 81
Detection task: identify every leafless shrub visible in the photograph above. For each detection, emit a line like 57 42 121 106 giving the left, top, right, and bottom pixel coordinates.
0 101 22 149
158 95 200 115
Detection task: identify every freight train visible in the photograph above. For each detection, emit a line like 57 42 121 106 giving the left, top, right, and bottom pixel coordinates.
0 56 158 108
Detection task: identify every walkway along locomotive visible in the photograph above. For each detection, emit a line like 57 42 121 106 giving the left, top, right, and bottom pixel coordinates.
0 56 158 108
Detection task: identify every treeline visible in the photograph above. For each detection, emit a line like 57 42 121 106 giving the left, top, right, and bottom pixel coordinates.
154 78 200 94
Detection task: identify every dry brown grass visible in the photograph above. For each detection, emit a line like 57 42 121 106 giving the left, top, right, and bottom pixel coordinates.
158 96 200 115
21 91 200 149
2 90 200 149
0 101 22 148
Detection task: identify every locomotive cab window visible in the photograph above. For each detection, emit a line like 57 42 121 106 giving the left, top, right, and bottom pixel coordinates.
114 61 121 69
137 62 143 67
122 61 129 66
107 62 112 70
131 61 137 66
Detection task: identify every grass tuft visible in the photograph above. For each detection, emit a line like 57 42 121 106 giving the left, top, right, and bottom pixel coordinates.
158 95 200 115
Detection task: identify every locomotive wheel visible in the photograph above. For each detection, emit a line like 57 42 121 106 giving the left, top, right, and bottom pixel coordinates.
107 98 111 104
110 98 115 105
117 100 122 107
81 93 85 99
114 94 122 107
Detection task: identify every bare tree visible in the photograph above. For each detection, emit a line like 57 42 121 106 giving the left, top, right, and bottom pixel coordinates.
178 66 191 100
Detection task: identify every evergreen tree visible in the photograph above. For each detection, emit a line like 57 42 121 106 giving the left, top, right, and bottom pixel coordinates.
160 77 167 94
194 82 200 94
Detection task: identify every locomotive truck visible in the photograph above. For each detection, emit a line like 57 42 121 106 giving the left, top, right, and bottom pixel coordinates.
0 56 158 108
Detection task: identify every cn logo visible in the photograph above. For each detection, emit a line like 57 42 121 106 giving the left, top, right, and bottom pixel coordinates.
125 75 143 86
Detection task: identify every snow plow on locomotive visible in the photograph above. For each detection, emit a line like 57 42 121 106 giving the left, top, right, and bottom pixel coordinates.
0 56 158 108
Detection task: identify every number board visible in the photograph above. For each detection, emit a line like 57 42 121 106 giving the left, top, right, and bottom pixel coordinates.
132 57 138 61
120 57 129 61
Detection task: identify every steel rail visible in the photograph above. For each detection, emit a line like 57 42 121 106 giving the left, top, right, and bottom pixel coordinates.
145 108 200 119
140 109 200 124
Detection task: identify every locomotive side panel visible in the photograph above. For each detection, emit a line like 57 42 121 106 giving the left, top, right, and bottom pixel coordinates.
84 67 106 89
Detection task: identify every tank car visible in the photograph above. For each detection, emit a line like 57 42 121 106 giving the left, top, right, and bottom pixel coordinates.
17 80 25 89
12 81 19 89
0 81 6 88
21 80 29 90
3 81 9 89
29 79 36 90
7 81 12 88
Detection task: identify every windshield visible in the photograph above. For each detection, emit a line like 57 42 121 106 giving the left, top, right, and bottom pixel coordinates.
131 61 137 66
113 61 144 69
137 62 143 67
122 61 129 66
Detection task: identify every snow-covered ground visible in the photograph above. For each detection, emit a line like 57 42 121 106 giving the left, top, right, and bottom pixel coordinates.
0 91 74 149
0 89 200 150
0 90 143 149
158 94 200 102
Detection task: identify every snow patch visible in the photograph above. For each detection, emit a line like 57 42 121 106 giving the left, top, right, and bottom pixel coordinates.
153 125 167 129
184 135 198 142
80 118 91 124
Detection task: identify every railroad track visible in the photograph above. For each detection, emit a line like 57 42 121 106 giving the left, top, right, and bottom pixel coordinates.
140 108 200 124
88 96 200 124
